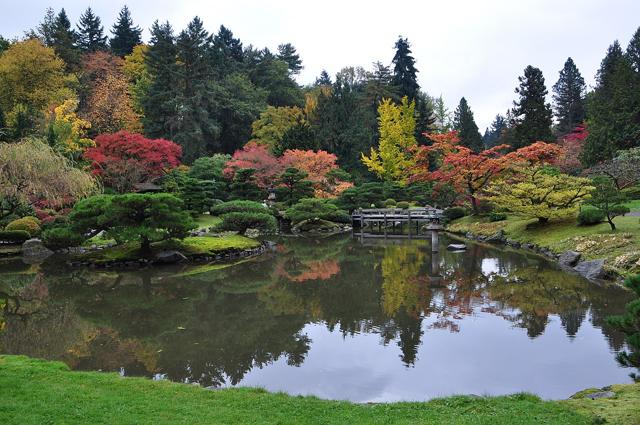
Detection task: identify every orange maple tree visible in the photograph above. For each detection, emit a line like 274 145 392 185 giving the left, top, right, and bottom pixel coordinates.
280 149 352 197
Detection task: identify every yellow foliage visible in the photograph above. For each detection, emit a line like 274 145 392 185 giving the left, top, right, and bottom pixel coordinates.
50 98 94 156
250 106 305 151
487 166 594 222
362 97 417 184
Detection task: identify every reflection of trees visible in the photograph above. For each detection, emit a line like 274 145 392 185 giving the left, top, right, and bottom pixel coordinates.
0 235 635 384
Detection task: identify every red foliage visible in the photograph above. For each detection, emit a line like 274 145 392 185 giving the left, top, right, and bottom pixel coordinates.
83 131 181 181
555 124 587 175
223 142 283 188
280 149 352 197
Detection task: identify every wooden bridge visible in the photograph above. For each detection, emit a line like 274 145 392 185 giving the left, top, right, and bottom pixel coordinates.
351 207 445 251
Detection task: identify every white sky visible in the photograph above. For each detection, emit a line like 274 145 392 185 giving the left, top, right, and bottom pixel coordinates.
2 0 639 129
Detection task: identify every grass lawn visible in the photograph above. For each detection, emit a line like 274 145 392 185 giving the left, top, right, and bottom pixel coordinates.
448 214 640 276
0 355 614 425
195 213 222 229
77 235 260 264
624 199 640 211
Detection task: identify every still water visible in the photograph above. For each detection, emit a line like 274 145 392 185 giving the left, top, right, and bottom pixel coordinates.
0 235 634 402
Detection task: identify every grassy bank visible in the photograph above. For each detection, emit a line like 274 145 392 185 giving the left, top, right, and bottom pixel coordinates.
1 355 627 425
448 214 640 277
76 235 260 265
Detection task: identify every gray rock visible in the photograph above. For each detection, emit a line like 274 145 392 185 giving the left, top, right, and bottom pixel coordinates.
573 259 606 280
244 228 261 238
21 238 53 262
154 250 187 264
465 232 475 240
485 230 505 243
584 391 615 400
447 243 467 251
558 251 581 267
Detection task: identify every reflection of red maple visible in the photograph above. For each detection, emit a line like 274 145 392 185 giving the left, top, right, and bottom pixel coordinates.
276 260 340 282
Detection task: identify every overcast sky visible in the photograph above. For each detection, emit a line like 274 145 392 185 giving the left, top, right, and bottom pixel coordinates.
3 0 639 129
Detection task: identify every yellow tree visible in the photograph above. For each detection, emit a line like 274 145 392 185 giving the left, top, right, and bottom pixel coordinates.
85 73 142 134
250 106 305 153
486 166 594 223
362 96 417 184
48 98 94 157
122 44 151 115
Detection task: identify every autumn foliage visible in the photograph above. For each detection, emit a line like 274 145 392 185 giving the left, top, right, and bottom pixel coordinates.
224 142 283 188
83 131 181 188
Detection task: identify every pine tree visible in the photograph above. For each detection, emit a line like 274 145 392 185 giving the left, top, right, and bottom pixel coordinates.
391 36 419 100
50 9 79 72
582 40 640 165
77 7 108 51
142 21 178 140
173 16 218 162
32 7 56 46
552 57 586 135
315 70 332 86
452 97 483 152
628 27 640 73
483 114 507 148
511 65 554 148
277 43 302 74
433 95 451 133
213 25 243 76
414 91 435 141
110 5 142 57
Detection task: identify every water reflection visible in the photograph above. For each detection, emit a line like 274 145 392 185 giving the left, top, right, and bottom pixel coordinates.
0 235 634 401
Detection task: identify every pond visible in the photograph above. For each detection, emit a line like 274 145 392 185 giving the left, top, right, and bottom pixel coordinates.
0 234 634 402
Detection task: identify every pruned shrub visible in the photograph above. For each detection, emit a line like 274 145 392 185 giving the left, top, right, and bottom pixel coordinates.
488 212 507 222
5 217 41 236
0 230 31 244
396 201 410 210
211 200 270 216
42 226 84 250
285 198 351 225
216 212 277 234
444 207 466 221
577 206 606 226
384 198 397 207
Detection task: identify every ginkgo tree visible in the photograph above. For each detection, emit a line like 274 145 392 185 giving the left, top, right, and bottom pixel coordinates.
362 96 417 184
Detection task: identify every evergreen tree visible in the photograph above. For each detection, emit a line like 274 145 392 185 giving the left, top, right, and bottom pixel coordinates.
275 167 314 206
483 114 507 148
110 5 142 57
213 25 243 76
229 168 263 201
315 70 332 86
626 27 640 73
51 8 79 71
0 36 10 54
250 48 303 107
511 65 554 148
453 97 483 152
365 62 398 109
277 43 302 75
142 21 178 140
173 16 218 162
582 40 640 165
552 57 586 135
414 91 435 141
76 7 108 52
391 37 419 100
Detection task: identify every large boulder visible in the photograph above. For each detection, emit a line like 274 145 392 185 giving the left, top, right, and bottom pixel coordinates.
573 259 606 280
558 251 581 267
244 228 261 238
21 238 53 262
154 250 187 264
485 230 505 243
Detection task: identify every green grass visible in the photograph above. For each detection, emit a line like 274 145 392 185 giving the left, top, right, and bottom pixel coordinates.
448 214 640 276
563 384 640 425
0 355 600 425
195 214 222 229
624 199 640 210
76 235 260 264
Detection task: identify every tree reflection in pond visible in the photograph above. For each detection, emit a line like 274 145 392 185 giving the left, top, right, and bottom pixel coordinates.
0 235 634 398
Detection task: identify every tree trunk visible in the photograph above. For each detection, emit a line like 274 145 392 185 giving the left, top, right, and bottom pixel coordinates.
607 215 616 231
140 236 151 254
470 196 479 215
537 217 549 224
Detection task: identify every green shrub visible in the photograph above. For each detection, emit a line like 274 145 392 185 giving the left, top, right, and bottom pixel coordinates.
5 217 41 236
285 198 351 225
488 212 507 222
211 200 270 216
396 201 410 209
622 185 640 200
0 230 31 243
384 198 397 207
444 207 466 221
577 206 606 225
42 226 84 250
216 212 277 234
